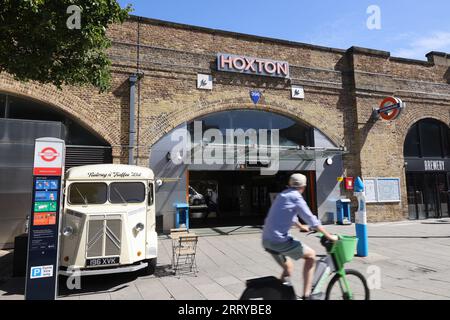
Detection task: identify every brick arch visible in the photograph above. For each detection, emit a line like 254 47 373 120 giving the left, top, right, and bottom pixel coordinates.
0 73 115 146
144 98 344 148
396 106 450 156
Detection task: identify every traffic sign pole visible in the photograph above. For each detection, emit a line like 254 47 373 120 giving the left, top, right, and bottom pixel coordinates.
25 138 65 300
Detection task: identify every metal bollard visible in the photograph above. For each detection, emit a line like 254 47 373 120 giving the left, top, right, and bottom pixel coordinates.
354 177 369 257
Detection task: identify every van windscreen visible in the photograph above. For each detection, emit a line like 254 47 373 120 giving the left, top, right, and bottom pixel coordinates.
110 182 145 204
69 183 107 205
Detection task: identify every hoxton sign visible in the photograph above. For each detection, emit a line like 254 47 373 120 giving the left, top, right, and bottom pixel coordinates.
217 53 290 78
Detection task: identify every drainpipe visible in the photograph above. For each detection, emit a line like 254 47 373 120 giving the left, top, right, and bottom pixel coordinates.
128 74 138 165
4 95 9 118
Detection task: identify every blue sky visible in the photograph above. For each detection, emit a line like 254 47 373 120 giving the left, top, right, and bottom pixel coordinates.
118 0 450 61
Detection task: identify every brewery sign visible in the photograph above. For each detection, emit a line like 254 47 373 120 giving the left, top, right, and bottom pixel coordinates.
405 158 450 172
424 160 445 171
217 53 290 78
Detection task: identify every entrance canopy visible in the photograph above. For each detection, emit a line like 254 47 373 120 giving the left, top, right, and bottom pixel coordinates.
190 142 347 162
186 109 346 164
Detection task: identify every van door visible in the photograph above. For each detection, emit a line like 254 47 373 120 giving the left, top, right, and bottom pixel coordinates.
147 182 155 230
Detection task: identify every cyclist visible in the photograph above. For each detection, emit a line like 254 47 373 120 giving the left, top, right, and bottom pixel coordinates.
262 173 338 300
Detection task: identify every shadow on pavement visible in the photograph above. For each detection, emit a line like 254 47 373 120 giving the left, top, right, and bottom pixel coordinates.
58 264 176 297
192 225 263 237
0 260 180 298
0 251 25 297
59 272 139 297
421 220 450 225
0 251 13 280
0 277 24 297
153 264 175 278
369 236 450 239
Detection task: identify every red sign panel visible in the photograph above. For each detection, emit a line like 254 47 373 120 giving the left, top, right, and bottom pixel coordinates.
344 177 354 190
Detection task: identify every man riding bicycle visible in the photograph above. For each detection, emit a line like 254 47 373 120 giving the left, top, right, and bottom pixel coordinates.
262 173 338 300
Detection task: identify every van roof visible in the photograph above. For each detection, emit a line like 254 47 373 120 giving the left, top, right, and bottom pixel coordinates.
66 164 154 180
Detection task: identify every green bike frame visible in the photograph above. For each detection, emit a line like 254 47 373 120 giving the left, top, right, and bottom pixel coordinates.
335 267 353 300
310 235 354 300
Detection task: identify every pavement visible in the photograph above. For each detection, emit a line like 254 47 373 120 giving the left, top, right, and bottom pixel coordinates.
1 219 450 300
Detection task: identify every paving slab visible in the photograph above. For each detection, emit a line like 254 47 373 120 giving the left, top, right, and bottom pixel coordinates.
1 219 450 300
192 282 236 300
135 278 173 300
159 276 206 300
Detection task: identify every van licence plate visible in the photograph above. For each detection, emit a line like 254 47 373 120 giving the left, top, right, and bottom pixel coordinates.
86 257 120 267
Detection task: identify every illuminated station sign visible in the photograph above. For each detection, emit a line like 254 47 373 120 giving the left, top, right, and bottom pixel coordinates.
217 53 290 78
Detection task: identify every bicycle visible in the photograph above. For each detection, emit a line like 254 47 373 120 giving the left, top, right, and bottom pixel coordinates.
240 233 370 300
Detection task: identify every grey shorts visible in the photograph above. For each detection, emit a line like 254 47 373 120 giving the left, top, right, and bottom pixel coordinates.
263 238 310 265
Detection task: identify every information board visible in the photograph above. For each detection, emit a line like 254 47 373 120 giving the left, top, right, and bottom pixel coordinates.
363 178 401 203
363 178 378 203
377 178 401 203
25 138 65 300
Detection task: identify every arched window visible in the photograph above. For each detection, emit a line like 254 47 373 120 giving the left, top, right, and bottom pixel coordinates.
188 109 312 147
0 93 109 146
404 119 450 158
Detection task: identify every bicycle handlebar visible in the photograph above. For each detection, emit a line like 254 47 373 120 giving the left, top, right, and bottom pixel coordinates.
305 229 338 252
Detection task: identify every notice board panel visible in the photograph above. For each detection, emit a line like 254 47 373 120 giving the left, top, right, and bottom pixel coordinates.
363 178 401 203
377 178 401 203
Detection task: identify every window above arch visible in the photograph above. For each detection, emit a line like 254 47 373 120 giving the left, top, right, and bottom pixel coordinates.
187 109 313 148
404 119 450 158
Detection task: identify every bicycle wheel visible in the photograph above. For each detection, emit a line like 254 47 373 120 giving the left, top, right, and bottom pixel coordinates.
325 269 370 300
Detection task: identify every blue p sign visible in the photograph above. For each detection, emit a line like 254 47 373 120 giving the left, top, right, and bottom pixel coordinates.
30 267 42 279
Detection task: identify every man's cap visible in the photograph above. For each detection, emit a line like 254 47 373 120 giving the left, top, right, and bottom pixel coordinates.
289 173 307 188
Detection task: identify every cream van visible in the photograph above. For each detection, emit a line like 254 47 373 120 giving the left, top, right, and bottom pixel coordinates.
59 164 157 276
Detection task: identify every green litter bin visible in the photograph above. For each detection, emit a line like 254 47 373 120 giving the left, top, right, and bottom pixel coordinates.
331 235 358 268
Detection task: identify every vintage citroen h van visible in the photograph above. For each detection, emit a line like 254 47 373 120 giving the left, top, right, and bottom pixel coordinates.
59 164 157 276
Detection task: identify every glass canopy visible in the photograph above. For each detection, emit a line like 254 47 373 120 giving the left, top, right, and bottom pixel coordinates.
185 110 347 164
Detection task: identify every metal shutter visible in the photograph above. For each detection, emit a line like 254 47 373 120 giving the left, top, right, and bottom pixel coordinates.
65 145 112 170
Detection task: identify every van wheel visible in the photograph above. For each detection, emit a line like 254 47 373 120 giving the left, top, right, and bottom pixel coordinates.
141 258 157 276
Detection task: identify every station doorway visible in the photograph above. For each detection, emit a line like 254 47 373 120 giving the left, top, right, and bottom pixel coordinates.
150 109 346 232
406 172 450 220
188 170 316 228
404 118 450 220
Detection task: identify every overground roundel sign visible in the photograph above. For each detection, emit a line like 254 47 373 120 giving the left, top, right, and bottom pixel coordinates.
39 147 59 162
378 97 404 121
33 139 64 176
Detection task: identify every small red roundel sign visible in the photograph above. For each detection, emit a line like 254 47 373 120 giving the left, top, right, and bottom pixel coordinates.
39 147 59 162
378 97 404 121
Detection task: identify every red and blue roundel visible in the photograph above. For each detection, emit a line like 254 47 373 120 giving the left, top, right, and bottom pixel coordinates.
379 97 404 121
